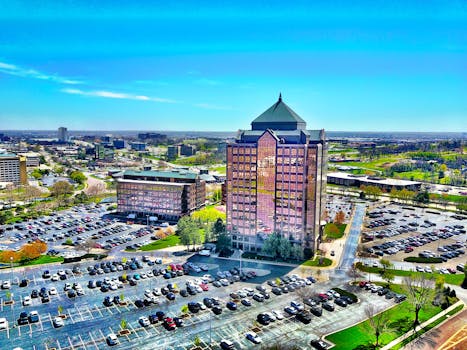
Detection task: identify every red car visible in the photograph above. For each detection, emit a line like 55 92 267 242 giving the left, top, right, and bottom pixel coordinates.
163 317 176 331
318 293 329 301
199 283 209 291
358 281 368 288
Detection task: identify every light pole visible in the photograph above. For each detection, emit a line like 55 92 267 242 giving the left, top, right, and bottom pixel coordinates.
239 249 243 275
209 309 212 345
10 256 14 327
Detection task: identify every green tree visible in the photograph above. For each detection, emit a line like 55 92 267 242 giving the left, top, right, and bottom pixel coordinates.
177 216 199 251
212 218 226 238
0 210 14 224
31 168 43 180
216 232 231 253
278 239 292 259
50 181 73 197
69 171 86 185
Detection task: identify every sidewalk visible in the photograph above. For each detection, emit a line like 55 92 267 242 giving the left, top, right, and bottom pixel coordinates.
381 300 464 350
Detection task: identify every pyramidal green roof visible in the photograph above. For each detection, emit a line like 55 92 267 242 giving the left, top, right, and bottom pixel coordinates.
251 94 306 126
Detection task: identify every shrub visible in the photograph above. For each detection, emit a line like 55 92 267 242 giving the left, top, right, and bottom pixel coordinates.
332 287 358 303
403 257 442 263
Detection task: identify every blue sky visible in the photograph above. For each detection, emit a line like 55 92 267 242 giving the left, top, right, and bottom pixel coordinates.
0 1 466 132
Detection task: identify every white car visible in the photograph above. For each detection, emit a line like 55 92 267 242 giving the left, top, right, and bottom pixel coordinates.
271 310 285 320
0 318 8 330
22 296 32 306
138 316 150 327
1 280 11 289
199 249 211 256
53 316 64 328
152 288 161 296
49 287 58 295
106 333 118 346
51 274 59 281
245 331 262 344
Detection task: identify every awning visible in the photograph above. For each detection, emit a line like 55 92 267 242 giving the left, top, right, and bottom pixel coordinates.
127 214 136 219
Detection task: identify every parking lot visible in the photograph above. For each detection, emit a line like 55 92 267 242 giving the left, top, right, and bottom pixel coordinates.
359 203 467 273
0 243 403 350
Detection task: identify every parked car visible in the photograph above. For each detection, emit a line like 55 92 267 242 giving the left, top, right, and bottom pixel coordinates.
246 331 262 344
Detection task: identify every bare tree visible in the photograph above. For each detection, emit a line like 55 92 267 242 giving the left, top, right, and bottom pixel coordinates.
364 303 394 348
403 275 435 332
86 182 106 197
77 238 97 254
295 285 314 303
348 263 362 285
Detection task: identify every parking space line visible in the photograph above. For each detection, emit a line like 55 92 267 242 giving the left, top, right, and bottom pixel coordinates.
78 334 87 349
86 306 94 319
93 304 103 317
128 324 139 338
68 310 75 324
88 331 99 349
67 336 75 350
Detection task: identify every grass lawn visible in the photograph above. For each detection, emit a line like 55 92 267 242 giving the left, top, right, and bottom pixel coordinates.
390 303 464 350
325 284 445 349
18 255 64 266
192 206 226 222
211 165 226 174
139 234 181 251
324 223 347 239
301 257 332 267
394 170 430 181
356 263 464 286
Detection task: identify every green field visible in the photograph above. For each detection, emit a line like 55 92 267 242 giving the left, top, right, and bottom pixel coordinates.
324 223 346 239
325 284 445 349
210 165 226 174
139 235 181 251
301 257 332 267
19 255 64 266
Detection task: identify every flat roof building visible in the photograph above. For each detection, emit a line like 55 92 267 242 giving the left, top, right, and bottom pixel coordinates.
117 169 206 221
226 95 327 255
0 153 27 185
327 172 422 191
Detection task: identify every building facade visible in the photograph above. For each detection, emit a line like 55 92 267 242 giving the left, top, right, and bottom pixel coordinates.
117 170 206 221
167 145 181 160
226 95 327 254
0 153 28 185
58 127 69 142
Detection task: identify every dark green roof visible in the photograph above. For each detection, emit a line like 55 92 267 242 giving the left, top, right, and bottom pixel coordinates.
123 170 198 180
251 94 306 128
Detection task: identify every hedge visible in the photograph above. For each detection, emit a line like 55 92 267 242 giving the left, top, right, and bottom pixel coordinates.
332 287 358 303
403 257 443 263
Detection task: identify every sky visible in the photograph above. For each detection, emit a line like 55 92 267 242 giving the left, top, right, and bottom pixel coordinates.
0 0 466 132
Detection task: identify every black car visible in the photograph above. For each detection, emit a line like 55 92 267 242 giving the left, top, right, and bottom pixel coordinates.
67 290 76 298
296 311 312 324
19 279 28 287
188 302 201 313
166 292 176 301
155 311 165 321
103 297 113 307
322 302 334 311
173 317 184 327
41 295 50 303
256 313 271 325
148 314 159 324
212 306 223 315
334 298 347 307
18 312 29 325
180 289 188 297
226 301 237 311
271 287 282 295
31 289 39 298
341 295 355 304
134 299 144 308
377 288 389 296
310 306 323 317
203 297 214 308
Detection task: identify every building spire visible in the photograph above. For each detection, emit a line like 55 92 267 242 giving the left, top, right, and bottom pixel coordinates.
278 92 282 102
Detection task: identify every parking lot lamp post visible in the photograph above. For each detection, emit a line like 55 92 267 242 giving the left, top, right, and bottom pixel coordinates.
239 249 243 275
209 309 212 345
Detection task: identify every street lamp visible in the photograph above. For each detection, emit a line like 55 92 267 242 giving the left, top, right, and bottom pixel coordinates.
239 249 243 275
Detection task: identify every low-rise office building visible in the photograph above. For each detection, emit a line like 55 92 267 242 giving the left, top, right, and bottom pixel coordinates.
327 172 422 191
117 169 206 221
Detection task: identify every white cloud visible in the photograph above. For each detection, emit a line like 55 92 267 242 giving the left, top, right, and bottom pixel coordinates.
194 103 232 110
61 88 177 103
0 61 83 85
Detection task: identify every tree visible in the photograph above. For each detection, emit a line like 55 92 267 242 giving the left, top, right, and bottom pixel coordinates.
348 263 362 284
0 210 14 224
177 216 199 251
216 232 231 253
414 191 430 204
50 180 73 197
23 185 42 202
403 275 435 331
86 182 106 197
53 166 65 175
462 264 467 289
334 210 345 225
58 305 63 315
120 318 128 330
290 245 304 260
77 238 97 254
364 303 394 347
278 239 292 259
181 304 189 315
212 218 226 238
69 170 86 185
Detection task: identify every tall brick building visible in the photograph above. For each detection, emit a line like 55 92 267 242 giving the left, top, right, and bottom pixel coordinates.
226 95 327 254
